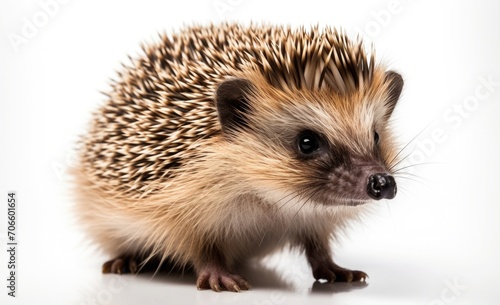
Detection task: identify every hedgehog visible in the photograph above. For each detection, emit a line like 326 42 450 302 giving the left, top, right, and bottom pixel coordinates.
72 23 404 292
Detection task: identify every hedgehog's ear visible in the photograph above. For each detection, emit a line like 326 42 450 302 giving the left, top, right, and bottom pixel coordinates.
215 78 254 134
384 71 404 118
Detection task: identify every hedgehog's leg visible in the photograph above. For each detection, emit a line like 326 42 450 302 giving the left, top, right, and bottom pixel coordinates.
195 264 250 292
194 245 250 292
102 255 138 275
305 238 367 283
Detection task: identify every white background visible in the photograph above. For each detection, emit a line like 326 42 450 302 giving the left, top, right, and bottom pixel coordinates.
1 0 500 304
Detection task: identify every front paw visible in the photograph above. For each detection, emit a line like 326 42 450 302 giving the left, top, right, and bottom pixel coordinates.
102 256 138 274
196 265 250 292
312 261 367 283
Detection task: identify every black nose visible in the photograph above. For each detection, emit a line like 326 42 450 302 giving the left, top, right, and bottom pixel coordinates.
367 173 397 200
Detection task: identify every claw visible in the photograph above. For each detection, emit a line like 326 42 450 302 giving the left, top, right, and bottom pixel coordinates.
196 266 250 292
102 256 139 275
232 285 240 292
312 261 368 283
353 270 368 282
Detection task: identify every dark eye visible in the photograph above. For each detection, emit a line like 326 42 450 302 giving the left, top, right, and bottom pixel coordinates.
298 131 320 154
374 131 380 145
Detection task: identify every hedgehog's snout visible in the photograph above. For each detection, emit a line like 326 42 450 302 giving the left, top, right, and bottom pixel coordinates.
367 173 397 200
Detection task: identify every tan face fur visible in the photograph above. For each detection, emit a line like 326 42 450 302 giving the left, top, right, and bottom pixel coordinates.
215 69 403 208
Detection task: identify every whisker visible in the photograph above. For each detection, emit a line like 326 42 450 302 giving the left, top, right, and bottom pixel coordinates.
395 185 419 201
395 174 427 183
393 161 443 173
272 177 329 216
389 148 416 172
388 122 433 168
276 186 322 245
395 171 427 179
273 189 307 216
258 187 311 246
384 200 394 225
395 171 432 183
